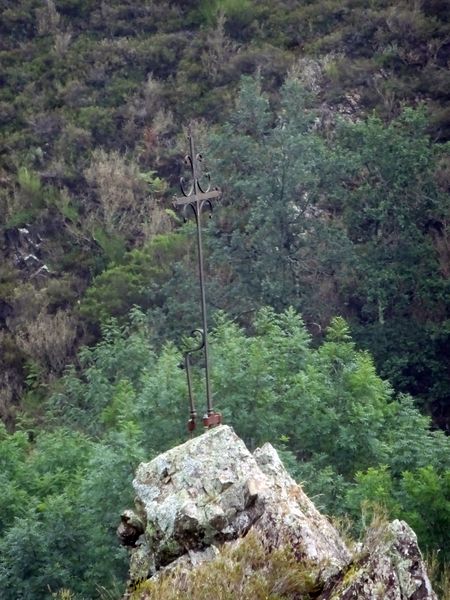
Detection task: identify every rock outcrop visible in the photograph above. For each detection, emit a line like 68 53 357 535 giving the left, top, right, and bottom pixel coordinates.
119 425 437 600
319 519 438 600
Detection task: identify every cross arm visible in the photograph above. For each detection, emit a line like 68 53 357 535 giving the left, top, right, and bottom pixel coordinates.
173 188 221 207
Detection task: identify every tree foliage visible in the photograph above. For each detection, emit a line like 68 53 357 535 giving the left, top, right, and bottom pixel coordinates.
207 75 450 425
1 307 447 598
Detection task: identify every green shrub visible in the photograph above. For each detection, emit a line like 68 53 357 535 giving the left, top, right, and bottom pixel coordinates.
80 231 191 326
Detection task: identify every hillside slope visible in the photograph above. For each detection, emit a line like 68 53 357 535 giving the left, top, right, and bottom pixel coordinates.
1 0 449 427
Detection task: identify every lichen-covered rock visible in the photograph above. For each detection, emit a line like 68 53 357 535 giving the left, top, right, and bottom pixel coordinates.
117 510 145 548
120 426 436 600
319 520 437 600
127 425 349 585
253 442 349 580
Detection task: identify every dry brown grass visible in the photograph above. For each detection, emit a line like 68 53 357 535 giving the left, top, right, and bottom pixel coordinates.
426 553 450 600
84 149 169 239
130 531 321 600
16 308 77 374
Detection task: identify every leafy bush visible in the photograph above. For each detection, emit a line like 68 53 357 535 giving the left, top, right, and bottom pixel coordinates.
346 465 450 559
0 423 142 599
80 231 191 327
2 306 448 597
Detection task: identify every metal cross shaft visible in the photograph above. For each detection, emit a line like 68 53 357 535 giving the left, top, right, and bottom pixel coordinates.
173 127 222 431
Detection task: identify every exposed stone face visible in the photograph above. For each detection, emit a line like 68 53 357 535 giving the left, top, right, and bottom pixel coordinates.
252 442 350 578
129 425 349 579
319 520 438 600
117 510 145 548
121 425 437 599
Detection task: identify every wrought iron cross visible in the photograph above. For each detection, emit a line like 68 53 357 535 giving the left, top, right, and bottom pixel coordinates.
173 126 222 431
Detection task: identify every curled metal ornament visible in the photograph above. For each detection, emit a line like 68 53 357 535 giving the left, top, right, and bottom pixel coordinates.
181 197 214 224
180 155 194 197
179 149 213 200
185 328 205 354
196 154 212 194
184 329 205 432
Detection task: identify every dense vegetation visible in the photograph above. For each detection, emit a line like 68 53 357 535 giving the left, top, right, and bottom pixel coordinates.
1 0 449 598
1 310 449 598
1 0 450 426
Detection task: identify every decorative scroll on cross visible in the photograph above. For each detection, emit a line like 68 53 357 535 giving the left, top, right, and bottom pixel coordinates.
173 126 222 432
